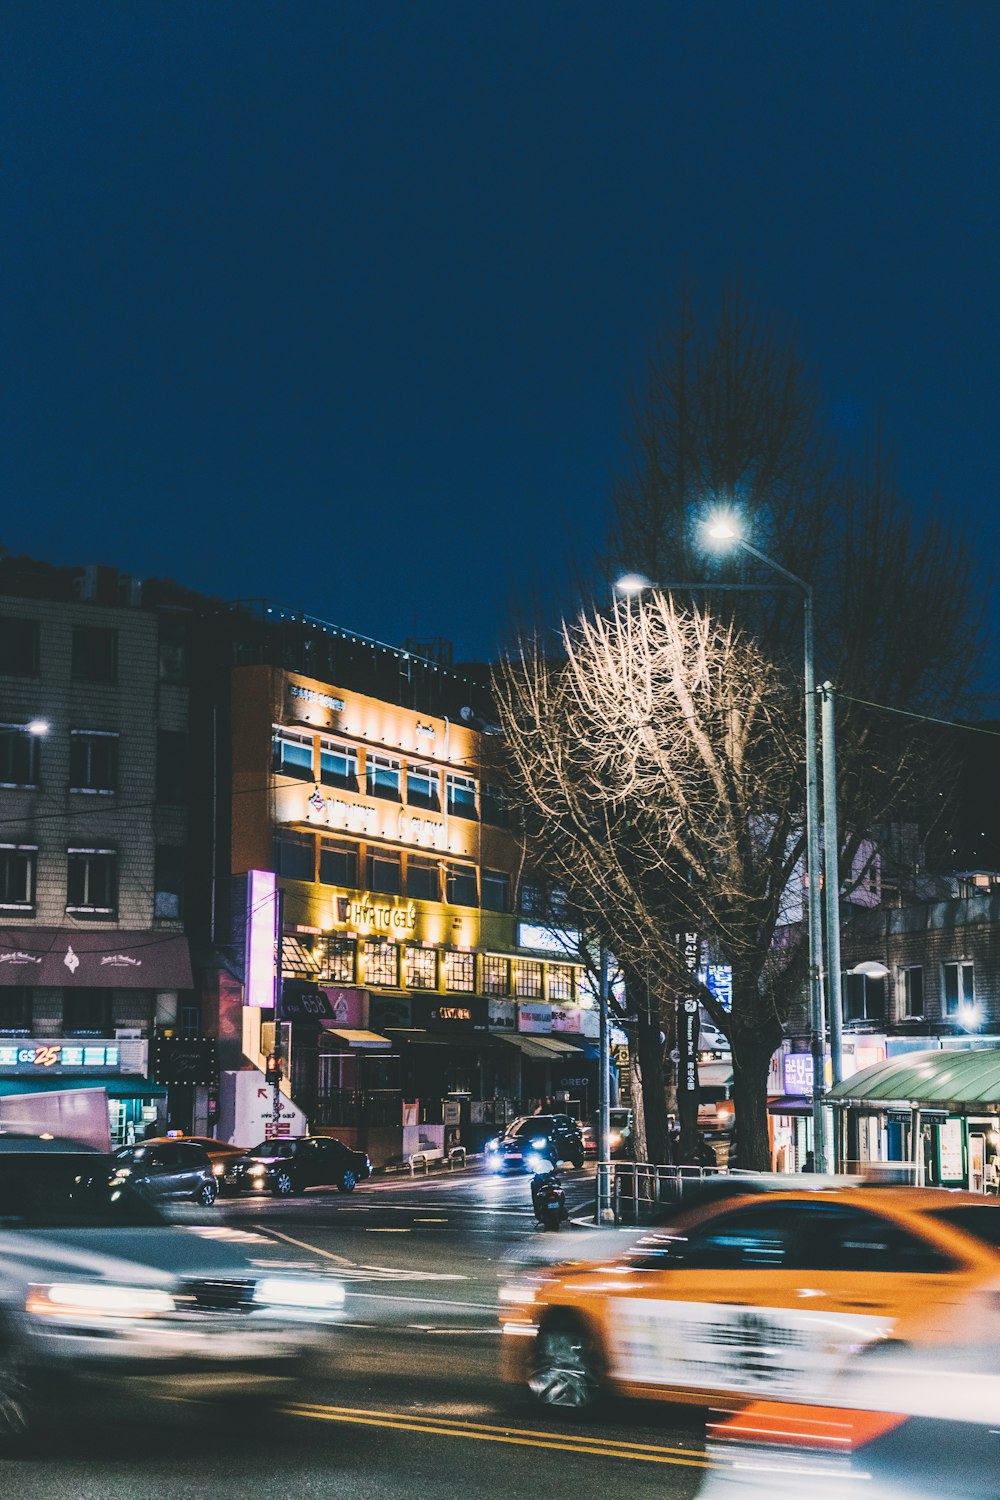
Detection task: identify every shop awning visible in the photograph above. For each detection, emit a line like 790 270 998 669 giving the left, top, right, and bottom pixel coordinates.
0 1076 166 1099
383 1029 497 1050
500 1034 580 1060
767 1095 813 1117
0 929 193 989
320 1028 392 1050
825 1047 1000 1112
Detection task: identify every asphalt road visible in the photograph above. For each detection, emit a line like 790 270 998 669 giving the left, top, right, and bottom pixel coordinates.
0 1163 712 1500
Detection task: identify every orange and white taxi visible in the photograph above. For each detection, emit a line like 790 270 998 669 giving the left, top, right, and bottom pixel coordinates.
498 1184 1000 1411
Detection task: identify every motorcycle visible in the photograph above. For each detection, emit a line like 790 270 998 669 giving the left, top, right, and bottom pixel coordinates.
531 1168 566 1231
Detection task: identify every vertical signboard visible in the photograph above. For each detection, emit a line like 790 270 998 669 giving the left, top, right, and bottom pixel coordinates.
676 933 701 1161
244 869 278 1007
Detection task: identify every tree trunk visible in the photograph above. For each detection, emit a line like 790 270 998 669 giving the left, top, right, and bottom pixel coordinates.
624 963 670 1165
730 1025 777 1172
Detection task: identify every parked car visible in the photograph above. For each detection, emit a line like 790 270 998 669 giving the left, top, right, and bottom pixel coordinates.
0 1134 346 1446
485 1115 585 1173
110 1139 218 1205
225 1135 372 1196
581 1108 634 1159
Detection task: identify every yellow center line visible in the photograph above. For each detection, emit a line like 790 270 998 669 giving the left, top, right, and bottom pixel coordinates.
284 1403 712 1468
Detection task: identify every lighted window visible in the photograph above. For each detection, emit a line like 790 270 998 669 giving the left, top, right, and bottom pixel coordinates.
66 848 117 918
366 754 401 801
406 856 439 902
320 740 358 790
0 726 40 788
321 938 356 985
443 951 475 993
272 834 314 882
446 773 477 820
901 966 924 1018
320 840 358 888
943 961 974 1019
481 869 510 912
446 863 478 907
273 729 314 780
69 731 118 794
405 946 437 989
0 845 36 911
366 850 401 896
364 939 398 988
406 764 440 810
547 964 574 1002
481 955 510 996
514 960 543 999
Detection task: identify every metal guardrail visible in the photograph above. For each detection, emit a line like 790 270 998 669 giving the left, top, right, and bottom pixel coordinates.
601 1161 764 1224
408 1145 468 1176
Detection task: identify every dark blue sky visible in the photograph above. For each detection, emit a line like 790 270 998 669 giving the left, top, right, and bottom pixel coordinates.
2 2 997 665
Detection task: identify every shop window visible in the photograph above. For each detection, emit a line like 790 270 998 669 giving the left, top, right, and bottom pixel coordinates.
66 848 117 918
320 740 358 790
844 972 885 1024
406 764 440 811
366 850 401 896
363 939 398 988
0 844 36 911
405 945 437 989
0 617 40 677
63 988 113 1037
443 951 475 993
482 955 511 996
547 964 573 1002
320 840 358 888
901 966 924 1018
272 834 314 882
943 961 974 1019
70 730 118 794
366 754 401 801
273 728 314 780
156 730 188 805
0 987 31 1035
480 783 507 827
321 937 356 984
514 960 543 999
446 773 477 820
481 869 510 913
406 856 439 902
71 625 117 683
446 862 477 907
153 845 185 919
0 726 40 788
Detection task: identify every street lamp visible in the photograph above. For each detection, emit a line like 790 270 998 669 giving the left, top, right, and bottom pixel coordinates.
25 720 49 736
702 515 828 1170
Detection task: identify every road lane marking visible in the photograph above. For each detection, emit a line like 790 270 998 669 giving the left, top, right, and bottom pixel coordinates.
345 1290 492 1310
254 1226 355 1266
414 1217 449 1222
284 1402 711 1468
366 1227 411 1232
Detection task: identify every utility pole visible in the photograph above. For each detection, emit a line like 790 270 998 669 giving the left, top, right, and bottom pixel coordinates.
269 887 285 1135
821 682 844 1092
596 943 614 1223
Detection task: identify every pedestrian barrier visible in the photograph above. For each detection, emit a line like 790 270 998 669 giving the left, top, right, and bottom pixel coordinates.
601 1161 764 1224
408 1145 469 1175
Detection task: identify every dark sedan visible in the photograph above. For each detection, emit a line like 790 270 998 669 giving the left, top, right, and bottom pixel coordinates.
484 1115 585 1174
225 1135 372 1196
110 1140 218 1205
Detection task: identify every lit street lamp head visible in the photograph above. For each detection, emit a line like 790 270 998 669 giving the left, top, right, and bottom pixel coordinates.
26 719 49 736
614 573 653 596
702 512 741 546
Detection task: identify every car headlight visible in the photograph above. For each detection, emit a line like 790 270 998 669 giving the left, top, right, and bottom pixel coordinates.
27 1282 175 1319
212 1162 226 1177
112 1167 132 1178
486 1139 498 1153
252 1277 345 1310
526 1154 549 1174
530 1137 547 1150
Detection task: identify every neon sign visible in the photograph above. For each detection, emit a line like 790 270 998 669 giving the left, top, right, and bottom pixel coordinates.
0 1044 120 1069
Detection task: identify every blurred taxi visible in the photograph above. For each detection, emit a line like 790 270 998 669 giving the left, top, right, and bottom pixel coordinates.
498 1183 1000 1410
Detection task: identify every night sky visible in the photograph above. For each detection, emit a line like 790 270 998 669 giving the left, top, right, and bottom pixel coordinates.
3 2 997 670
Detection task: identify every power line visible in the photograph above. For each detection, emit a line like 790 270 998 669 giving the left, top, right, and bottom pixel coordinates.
836 693 1000 739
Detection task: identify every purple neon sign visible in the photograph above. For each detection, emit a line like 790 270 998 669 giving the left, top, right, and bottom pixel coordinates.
244 869 278 1008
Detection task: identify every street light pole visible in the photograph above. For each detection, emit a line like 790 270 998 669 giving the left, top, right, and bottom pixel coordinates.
596 942 614 1224
821 682 844 1091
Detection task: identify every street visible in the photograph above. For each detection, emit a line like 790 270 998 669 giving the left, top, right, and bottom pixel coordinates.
1 1164 708 1499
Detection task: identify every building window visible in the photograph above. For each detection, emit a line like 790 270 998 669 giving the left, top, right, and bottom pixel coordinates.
0 617 39 677
319 840 358 888
548 964 574 1002
71 625 117 683
66 848 117 918
0 988 31 1035
482 954 510 996
321 937 356 984
481 869 510 913
446 862 478 907
62 988 112 1037
901 966 924 1018
0 845 36 911
844 972 885 1024
405 945 437 989
272 834 314 882
156 730 188 805
153 845 185 920
0 726 40 788
366 850 401 896
514 960 543 999
480 783 508 827
363 939 398 987
446 773 477 820
320 740 358 790
518 879 543 916
406 856 439 902
406 764 440 810
273 729 314 780
69 730 118 794
943 961 975 1019
443 951 475 993
366 754 401 801
158 614 188 682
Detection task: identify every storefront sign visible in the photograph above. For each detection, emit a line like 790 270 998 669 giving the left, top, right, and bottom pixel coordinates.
288 685 345 712
398 811 445 848
412 996 487 1032
939 1117 964 1181
783 1052 814 1094
704 964 733 1013
517 1003 552 1035
337 897 416 933
152 1037 217 1086
0 1043 120 1070
244 869 278 1007
319 987 369 1027
516 924 581 956
551 1006 583 1033
0 929 192 989
488 998 516 1031
309 796 375 833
